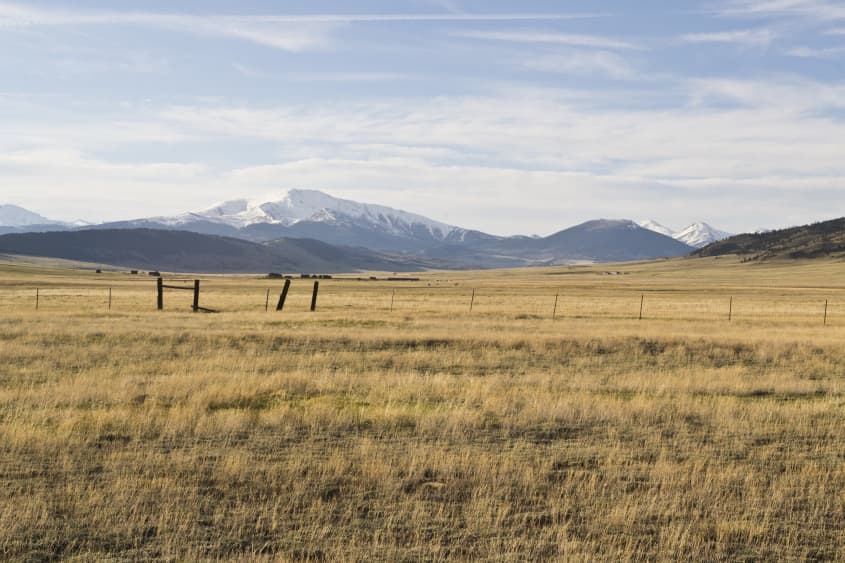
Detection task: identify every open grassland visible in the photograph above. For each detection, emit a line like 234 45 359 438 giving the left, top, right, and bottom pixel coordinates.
1 256 845 561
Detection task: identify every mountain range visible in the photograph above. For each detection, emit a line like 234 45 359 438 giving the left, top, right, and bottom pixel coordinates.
0 190 732 271
637 219 732 248
89 190 492 252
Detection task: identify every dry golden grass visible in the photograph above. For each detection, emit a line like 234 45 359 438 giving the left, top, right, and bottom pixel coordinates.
1 255 845 561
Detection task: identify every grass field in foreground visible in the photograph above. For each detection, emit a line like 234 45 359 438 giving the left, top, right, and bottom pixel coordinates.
1 256 844 561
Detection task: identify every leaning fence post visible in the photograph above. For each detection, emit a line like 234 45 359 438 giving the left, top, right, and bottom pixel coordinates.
390 289 395 312
157 277 163 311
552 292 559 319
192 280 200 312
310 281 319 312
824 300 829 326
469 289 475 313
264 289 270 312
277 279 291 311
728 296 733 322
35 288 39 310
638 294 644 320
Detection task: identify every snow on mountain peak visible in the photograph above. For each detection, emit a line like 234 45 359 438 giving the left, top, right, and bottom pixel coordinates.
201 199 250 217
638 219 733 248
637 219 674 238
0 204 54 227
164 189 462 240
673 222 732 248
254 189 352 224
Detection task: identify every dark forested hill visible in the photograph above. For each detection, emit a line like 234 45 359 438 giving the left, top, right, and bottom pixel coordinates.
695 218 845 260
0 229 432 273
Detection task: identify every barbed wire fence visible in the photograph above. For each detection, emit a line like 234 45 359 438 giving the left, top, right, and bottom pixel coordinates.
0 279 839 326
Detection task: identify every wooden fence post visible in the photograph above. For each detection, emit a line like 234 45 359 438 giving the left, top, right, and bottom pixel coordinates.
277 279 291 311
390 289 395 312
729 297 733 322
552 292 559 319
469 289 475 313
824 300 829 326
310 281 319 312
638 294 644 320
157 277 163 311
265 289 270 312
108 288 112 310
192 280 200 312
35 288 39 310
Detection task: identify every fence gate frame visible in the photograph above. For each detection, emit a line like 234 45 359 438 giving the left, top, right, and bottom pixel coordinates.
156 278 205 312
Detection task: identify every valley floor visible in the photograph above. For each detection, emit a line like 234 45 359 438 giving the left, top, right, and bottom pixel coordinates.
1 256 844 560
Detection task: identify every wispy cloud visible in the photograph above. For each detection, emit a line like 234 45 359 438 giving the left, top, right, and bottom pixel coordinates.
454 30 640 50
21 50 170 78
419 0 465 15
720 0 845 20
5 74 844 231
0 2 601 26
524 51 636 79
231 62 411 83
0 148 205 179
685 76 845 110
0 3 338 51
3 1 844 232
682 28 776 47
230 63 276 80
786 45 845 57
0 1 605 52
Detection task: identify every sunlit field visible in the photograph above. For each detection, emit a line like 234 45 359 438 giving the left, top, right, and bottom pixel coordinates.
2 256 845 561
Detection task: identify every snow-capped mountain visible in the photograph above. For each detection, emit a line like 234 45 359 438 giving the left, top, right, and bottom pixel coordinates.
639 219 732 248
0 204 74 235
173 189 459 237
1 193 702 268
0 204 53 227
673 222 732 248
637 219 675 238
102 189 492 252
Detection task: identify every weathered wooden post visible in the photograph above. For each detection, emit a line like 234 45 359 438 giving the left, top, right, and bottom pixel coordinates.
390 289 395 312
277 279 291 311
728 296 733 322
824 299 829 326
552 292 559 319
157 277 163 311
192 280 200 312
638 294 644 320
469 289 475 313
310 281 319 312
108 288 112 310
264 289 270 312
35 288 39 310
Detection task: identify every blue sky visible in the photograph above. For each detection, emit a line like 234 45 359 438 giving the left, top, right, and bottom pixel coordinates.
1 0 844 235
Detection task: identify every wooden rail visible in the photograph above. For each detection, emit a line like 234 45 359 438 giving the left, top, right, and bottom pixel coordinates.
157 278 205 312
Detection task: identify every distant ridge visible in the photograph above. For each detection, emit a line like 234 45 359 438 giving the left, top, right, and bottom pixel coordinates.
0 229 436 273
0 193 703 267
472 219 694 263
108 190 695 264
694 217 845 260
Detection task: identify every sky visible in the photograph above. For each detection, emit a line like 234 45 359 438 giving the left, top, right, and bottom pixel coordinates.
1 0 844 236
